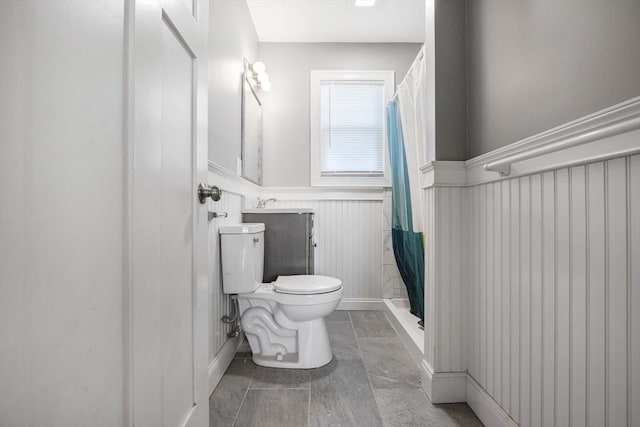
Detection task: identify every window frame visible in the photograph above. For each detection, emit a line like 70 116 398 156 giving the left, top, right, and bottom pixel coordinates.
310 70 395 188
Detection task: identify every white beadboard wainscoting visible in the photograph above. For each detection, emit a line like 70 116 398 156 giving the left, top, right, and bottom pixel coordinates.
423 186 468 373
421 184 471 404
420 98 640 427
467 155 640 426
466 156 640 427
206 187 240 356
206 165 259 393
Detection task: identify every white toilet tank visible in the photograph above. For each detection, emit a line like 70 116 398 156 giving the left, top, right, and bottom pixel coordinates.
219 223 265 294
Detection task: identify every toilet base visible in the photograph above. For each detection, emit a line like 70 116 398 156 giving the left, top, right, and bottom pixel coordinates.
247 317 333 369
236 284 343 369
251 352 333 369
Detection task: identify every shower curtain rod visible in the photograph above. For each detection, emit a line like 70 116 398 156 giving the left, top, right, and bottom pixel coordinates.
390 44 425 102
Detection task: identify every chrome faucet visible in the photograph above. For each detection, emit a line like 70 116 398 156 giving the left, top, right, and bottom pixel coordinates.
256 197 277 208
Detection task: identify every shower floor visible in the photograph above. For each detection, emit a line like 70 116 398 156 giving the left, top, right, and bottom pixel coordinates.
382 298 424 365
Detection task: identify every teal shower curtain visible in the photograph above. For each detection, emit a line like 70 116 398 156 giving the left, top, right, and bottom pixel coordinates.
386 99 424 326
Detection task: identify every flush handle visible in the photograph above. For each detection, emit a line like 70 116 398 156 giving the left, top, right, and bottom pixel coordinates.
198 182 221 203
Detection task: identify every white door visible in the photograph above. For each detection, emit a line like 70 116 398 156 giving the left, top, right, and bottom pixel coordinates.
129 0 209 426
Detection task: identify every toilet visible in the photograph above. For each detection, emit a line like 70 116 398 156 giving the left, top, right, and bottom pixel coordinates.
219 223 343 369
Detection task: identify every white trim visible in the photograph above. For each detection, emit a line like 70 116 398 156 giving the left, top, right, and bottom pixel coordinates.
466 374 519 427
336 298 384 310
419 161 467 188
310 70 394 188
478 96 639 173
465 96 640 186
417 97 640 187
260 186 385 201
420 360 434 400
419 362 517 427
420 360 467 403
208 161 261 198
208 336 242 395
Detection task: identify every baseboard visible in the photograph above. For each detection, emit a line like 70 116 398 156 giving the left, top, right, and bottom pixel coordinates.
466 374 518 427
208 336 242 395
336 298 384 310
419 361 518 427
420 360 466 403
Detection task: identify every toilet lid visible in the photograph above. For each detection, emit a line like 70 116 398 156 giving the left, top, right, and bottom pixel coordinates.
274 275 342 295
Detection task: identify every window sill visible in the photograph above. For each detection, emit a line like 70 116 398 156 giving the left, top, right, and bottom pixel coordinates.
311 175 391 188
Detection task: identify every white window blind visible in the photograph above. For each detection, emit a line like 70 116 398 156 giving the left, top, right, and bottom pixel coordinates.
319 81 385 176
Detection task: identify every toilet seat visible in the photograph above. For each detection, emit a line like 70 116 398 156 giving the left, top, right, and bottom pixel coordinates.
274 275 342 295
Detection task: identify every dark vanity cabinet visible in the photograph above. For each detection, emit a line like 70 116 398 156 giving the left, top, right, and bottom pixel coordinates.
242 210 314 282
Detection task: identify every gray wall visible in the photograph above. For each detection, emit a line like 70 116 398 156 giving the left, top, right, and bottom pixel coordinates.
209 0 259 171
467 0 640 158
259 42 422 187
434 0 468 161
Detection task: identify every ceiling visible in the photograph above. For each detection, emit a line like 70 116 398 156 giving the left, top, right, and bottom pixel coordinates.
245 0 425 43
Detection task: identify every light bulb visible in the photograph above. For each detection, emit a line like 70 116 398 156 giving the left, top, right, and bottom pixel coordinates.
260 80 272 91
257 72 269 83
252 61 266 74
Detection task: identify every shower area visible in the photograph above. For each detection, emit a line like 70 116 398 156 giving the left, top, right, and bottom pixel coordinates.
382 45 427 365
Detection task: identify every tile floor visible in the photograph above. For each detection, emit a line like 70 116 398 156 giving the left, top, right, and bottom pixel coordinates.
209 310 483 427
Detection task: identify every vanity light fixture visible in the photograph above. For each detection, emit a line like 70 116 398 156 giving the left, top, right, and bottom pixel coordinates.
355 0 376 6
252 61 266 74
249 60 271 91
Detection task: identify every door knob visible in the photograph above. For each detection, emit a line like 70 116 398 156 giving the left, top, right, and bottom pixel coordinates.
198 182 221 203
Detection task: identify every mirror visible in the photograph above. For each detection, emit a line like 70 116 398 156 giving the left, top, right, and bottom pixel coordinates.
241 65 262 185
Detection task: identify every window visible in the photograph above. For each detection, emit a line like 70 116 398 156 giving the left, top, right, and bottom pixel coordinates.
310 70 395 187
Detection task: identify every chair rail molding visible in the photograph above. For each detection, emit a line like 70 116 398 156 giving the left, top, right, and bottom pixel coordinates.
418 97 640 187
208 161 261 198
420 161 467 188
466 96 640 186
260 186 385 201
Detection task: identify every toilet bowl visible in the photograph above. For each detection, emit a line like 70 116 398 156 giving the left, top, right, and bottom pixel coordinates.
220 223 343 369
